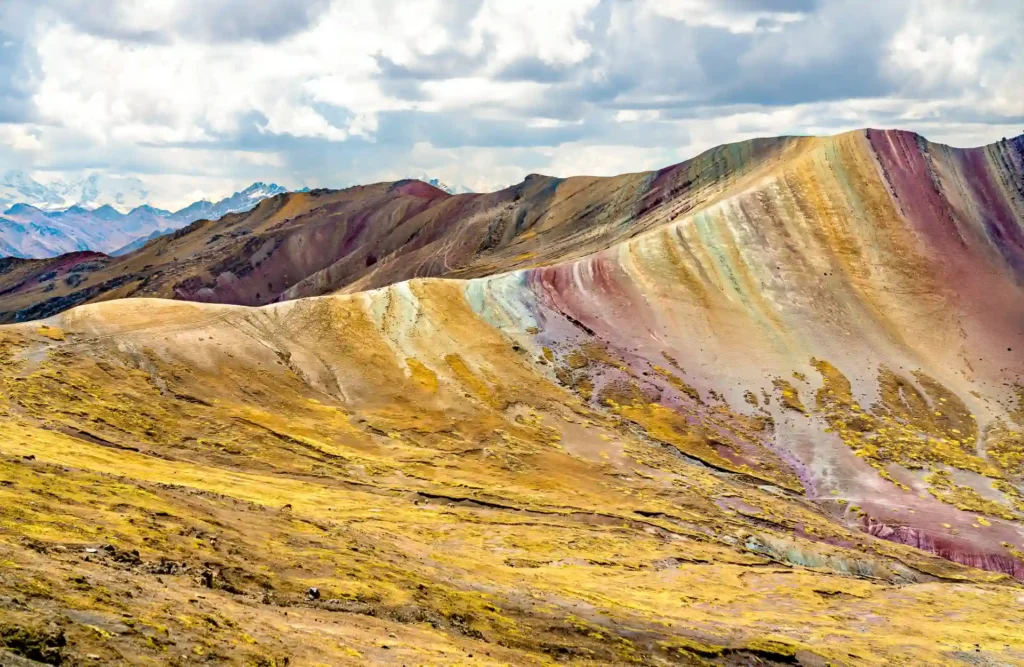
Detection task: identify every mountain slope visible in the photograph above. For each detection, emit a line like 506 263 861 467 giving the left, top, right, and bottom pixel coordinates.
109 227 175 256
0 129 1023 664
0 135 797 320
0 285 1021 665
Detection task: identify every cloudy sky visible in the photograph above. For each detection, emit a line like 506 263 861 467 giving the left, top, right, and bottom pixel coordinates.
0 0 1021 209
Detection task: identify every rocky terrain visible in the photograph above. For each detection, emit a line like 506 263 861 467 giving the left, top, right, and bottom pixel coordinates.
0 128 1023 665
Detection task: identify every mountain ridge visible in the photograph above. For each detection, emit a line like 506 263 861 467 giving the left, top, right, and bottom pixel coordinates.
0 130 799 319
6 127 1019 323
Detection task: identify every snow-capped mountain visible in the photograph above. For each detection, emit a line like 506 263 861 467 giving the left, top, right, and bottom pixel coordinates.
421 176 473 195
0 171 150 213
56 173 149 211
0 171 67 210
171 182 288 223
0 181 292 259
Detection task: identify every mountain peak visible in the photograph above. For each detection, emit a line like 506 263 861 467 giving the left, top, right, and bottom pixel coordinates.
2 171 34 187
240 182 286 196
129 204 172 216
3 203 44 216
91 204 126 220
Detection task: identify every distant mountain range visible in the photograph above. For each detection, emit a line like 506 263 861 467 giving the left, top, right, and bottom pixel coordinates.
0 171 471 259
0 180 289 258
0 171 151 212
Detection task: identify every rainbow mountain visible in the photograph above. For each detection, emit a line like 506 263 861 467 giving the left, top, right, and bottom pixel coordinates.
0 129 1022 665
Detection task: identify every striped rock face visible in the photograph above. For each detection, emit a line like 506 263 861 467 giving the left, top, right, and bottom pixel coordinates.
0 129 1022 665
476 129 1024 575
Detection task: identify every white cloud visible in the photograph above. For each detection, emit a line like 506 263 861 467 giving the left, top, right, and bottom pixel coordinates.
30 3 399 144
419 78 551 112
0 0 1018 211
888 5 991 93
642 0 808 33
527 117 583 129
615 109 661 123
28 0 574 146
544 142 683 178
0 124 42 151
468 0 599 67
397 142 538 193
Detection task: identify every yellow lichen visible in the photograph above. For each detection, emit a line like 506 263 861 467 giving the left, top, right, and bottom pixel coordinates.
35 325 65 341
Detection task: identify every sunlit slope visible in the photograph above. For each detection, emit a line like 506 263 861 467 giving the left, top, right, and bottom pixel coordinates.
0 266 1023 664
